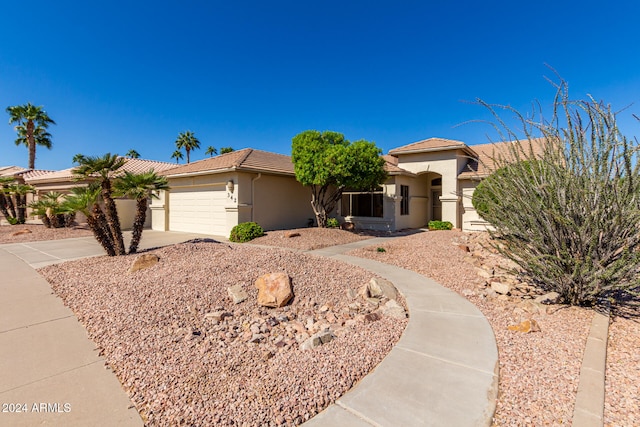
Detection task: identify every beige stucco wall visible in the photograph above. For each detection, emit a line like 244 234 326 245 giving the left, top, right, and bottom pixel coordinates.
459 179 492 232
250 173 315 230
393 175 429 230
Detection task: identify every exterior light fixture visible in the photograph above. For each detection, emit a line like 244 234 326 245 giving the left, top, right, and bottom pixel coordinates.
227 180 234 193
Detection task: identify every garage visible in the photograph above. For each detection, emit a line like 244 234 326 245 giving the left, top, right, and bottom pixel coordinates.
168 185 227 236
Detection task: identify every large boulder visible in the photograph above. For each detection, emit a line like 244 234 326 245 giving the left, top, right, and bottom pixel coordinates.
129 254 159 272
361 277 399 301
255 272 293 308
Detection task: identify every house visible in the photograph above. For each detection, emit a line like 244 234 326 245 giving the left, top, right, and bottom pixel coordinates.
151 138 546 236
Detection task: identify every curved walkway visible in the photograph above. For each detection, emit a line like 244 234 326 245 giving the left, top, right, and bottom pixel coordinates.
0 231 498 426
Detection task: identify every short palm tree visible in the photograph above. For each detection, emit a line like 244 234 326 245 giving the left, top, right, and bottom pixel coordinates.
170 150 184 163
63 185 116 256
114 170 169 253
126 149 140 158
73 154 127 255
175 131 200 163
205 146 217 157
7 184 34 224
0 176 17 220
7 103 55 169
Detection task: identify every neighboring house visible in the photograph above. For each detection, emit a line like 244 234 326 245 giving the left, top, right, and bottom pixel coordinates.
0 167 53 225
151 138 546 236
152 149 316 236
17 158 176 229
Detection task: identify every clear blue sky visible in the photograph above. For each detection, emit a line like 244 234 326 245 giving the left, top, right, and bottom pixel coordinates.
2 0 640 170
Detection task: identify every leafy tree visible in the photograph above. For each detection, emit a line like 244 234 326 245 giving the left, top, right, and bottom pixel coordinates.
73 154 127 255
170 150 184 163
475 78 640 308
175 131 200 163
220 146 234 154
205 146 217 157
6 103 55 169
126 149 140 158
114 170 169 253
291 130 387 227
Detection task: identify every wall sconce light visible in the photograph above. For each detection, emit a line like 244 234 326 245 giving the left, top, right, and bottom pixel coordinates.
227 180 234 193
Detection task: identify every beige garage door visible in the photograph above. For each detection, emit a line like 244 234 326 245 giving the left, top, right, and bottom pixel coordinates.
169 186 227 235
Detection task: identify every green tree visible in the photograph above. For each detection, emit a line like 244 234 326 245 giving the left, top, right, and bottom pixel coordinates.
73 154 127 255
170 150 184 163
114 170 169 253
6 103 55 169
205 146 217 157
220 146 234 154
126 149 140 158
6 183 34 224
291 130 387 227
175 131 200 163
0 176 17 221
474 79 640 307
63 185 116 256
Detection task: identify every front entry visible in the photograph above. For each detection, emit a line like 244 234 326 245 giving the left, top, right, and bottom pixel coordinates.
431 189 442 221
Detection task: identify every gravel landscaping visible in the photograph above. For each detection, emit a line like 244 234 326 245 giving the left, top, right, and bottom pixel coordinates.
249 227 372 250
0 223 93 244
39 239 407 426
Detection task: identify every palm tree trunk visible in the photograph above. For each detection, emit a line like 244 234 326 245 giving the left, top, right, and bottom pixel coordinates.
0 192 12 221
101 180 126 255
89 204 116 256
5 193 17 219
128 198 148 254
16 194 27 224
27 120 36 169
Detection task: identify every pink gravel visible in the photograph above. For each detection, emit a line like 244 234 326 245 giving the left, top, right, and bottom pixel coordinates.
249 227 371 251
0 223 93 244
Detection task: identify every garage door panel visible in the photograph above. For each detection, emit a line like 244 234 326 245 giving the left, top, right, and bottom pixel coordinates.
169 186 227 235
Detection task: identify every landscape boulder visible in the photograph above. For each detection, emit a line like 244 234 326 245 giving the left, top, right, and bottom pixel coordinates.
382 300 407 320
129 253 160 272
11 228 32 236
361 277 399 301
227 285 248 304
255 272 293 308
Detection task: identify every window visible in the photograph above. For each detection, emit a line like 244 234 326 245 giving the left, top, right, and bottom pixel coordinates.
400 185 409 215
341 188 383 217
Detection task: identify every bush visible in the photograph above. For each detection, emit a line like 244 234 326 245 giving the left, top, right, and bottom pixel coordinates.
428 220 453 230
326 218 339 228
229 222 264 243
476 78 640 307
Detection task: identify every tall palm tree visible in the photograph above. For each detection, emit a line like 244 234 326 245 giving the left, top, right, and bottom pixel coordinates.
205 146 217 157
171 150 184 163
175 131 200 163
126 149 140 158
73 153 127 255
6 103 55 169
63 185 116 256
220 146 235 154
114 170 169 253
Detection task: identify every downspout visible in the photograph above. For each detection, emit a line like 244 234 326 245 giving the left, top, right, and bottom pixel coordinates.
251 173 262 222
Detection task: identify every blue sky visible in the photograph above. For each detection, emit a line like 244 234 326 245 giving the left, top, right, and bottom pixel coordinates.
2 1 640 170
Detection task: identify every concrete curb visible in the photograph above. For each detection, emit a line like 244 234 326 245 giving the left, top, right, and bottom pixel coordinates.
572 310 610 427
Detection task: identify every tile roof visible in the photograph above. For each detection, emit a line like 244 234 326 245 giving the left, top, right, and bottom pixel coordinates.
458 138 549 179
163 148 295 177
0 166 27 177
25 158 176 184
388 137 469 155
382 155 415 176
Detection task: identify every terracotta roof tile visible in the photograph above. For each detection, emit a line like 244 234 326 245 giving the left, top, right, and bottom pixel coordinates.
458 138 548 179
0 166 28 177
163 149 295 176
388 137 468 154
382 155 414 176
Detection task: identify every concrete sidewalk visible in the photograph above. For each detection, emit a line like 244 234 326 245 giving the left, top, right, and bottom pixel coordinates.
0 231 499 426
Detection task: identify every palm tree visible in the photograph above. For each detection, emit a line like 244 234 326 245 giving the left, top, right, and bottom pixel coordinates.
6 103 55 169
7 184 34 224
63 185 116 256
205 146 217 157
126 149 140 158
0 176 17 221
220 146 235 154
73 153 127 255
171 150 184 163
175 131 200 163
114 170 169 253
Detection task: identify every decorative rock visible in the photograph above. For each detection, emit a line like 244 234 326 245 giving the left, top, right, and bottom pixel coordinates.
204 311 231 323
300 329 334 350
255 272 293 308
507 319 541 333
227 285 248 304
458 244 470 252
490 281 512 295
129 253 160 272
369 277 399 300
364 312 381 323
475 268 492 279
382 300 407 319
249 333 265 343
534 292 561 305
346 288 357 300
285 231 301 238
11 228 32 236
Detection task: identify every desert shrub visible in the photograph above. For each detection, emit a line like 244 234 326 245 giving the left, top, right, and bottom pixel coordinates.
476 78 640 307
326 218 339 228
229 222 264 243
376 247 386 253
428 220 453 230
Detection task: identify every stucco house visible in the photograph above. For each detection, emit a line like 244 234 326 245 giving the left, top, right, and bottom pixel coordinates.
151 138 545 236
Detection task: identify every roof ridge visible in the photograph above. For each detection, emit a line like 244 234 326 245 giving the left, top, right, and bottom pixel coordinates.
233 148 253 168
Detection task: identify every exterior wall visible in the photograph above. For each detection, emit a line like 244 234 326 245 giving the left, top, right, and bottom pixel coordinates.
459 179 492 232
393 175 429 230
150 189 169 231
115 199 150 230
250 173 315 230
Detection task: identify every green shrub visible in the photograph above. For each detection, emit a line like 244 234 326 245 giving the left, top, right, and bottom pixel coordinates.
326 218 339 228
376 247 386 253
428 220 453 230
229 222 264 243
